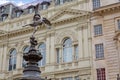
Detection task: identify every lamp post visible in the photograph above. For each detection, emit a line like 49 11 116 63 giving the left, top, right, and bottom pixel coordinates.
20 3 51 80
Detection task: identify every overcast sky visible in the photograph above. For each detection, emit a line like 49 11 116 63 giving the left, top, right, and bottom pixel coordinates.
0 0 39 6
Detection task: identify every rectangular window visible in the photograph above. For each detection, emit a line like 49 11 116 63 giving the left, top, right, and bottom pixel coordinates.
94 24 102 36
74 45 78 60
16 12 21 17
56 48 60 63
117 19 120 30
95 43 104 59
97 68 106 80
42 5 47 10
62 77 72 80
93 0 100 9
29 8 33 13
75 76 79 80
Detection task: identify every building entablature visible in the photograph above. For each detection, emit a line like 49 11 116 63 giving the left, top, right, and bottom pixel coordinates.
0 8 90 41
93 2 120 16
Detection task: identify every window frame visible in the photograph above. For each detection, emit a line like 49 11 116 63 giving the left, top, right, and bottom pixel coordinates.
62 38 72 63
38 43 46 66
96 68 106 80
1 14 8 21
117 19 120 30
28 7 34 14
95 43 104 59
94 24 103 36
22 46 29 67
8 49 17 71
93 0 101 10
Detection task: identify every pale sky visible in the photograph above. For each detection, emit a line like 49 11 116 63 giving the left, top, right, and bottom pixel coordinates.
0 0 44 6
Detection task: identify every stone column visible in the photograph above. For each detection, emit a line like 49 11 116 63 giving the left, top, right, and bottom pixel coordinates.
77 26 83 59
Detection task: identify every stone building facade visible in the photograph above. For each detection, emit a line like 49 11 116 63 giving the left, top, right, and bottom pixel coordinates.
0 0 120 80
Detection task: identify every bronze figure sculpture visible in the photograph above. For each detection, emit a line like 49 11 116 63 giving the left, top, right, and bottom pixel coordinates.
20 3 51 80
22 4 51 37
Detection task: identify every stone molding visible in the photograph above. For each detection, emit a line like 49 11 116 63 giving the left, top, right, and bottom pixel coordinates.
94 2 120 16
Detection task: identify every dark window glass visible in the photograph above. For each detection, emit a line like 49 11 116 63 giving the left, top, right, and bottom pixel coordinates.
42 4 48 10
93 0 100 9
62 77 73 80
8 49 17 71
75 76 79 80
28 8 34 13
97 68 106 80
95 43 104 59
38 43 46 66
55 0 73 5
94 24 102 36
0 6 5 13
63 38 72 62
117 20 120 30
22 46 29 67
56 48 60 63
16 11 21 17
74 45 78 60
2 15 7 21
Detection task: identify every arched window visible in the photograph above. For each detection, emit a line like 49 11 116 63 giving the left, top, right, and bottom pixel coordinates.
38 43 46 66
63 38 72 62
22 46 29 67
8 49 17 71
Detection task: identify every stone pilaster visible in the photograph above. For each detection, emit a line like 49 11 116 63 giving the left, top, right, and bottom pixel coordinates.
83 25 89 58
16 52 22 69
46 33 51 64
50 32 55 64
2 45 7 72
77 26 83 59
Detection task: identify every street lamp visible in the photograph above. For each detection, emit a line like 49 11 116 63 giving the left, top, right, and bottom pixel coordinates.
20 3 51 80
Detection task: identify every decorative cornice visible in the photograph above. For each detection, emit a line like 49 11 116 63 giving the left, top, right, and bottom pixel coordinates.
41 67 91 76
94 2 120 16
0 14 89 41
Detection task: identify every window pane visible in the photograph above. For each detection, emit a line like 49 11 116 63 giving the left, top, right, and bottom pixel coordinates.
2 15 7 21
29 8 33 13
42 5 47 10
56 48 60 63
94 24 102 36
117 20 120 30
16 12 21 17
74 45 78 60
38 43 46 66
97 68 106 80
75 76 79 80
93 0 100 9
95 44 104 59
9 49 17 71
22 46 29 67
63 38 72 62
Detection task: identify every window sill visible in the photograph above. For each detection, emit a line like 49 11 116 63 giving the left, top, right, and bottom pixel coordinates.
94 34 103 37
95 58 105 61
